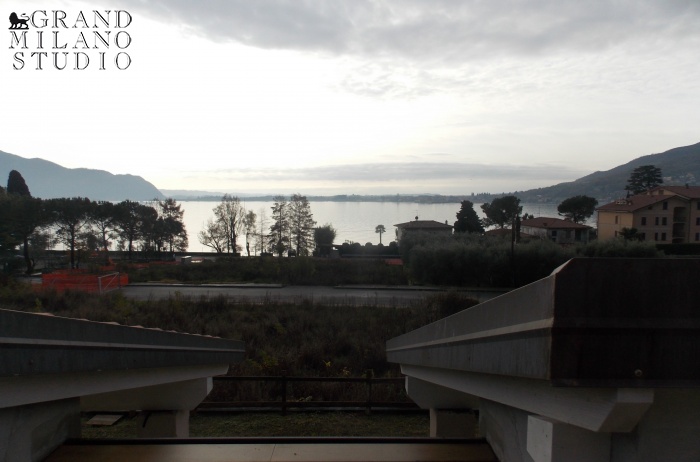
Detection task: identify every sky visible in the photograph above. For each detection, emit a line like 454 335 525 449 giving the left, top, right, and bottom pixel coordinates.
2 0 699 196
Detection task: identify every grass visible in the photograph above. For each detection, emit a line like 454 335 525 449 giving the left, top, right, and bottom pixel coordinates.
81 412 430 438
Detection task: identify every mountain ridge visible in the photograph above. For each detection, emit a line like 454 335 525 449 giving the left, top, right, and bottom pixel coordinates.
3 141 699 204
0 150 164 201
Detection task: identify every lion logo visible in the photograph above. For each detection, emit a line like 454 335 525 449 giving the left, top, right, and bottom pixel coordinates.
8 12 29 29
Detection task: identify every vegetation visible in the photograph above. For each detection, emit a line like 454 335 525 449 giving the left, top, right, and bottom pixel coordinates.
625 165 663 195
82 412 430 438
557 195 598 223
480 195 522 229
314 224 337 256
127 257 407 286
0 279 475 380
375 224 386 244
289 193 316 256
1 171 188 273
454 200 484 234
399 231 664 287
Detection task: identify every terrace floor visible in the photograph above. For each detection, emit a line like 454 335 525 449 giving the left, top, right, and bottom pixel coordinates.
45 438 497 462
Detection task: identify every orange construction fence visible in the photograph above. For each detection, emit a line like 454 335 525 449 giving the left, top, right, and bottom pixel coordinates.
41 270 128 293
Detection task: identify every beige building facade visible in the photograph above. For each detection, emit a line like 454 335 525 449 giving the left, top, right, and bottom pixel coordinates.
597 186 700 243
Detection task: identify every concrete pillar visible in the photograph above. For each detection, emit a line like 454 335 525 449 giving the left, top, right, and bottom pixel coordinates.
527 415 610 462
137 410 190 438
430 409 478 438
0 398 80 462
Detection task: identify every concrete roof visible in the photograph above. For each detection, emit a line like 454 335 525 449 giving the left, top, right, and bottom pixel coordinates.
0 309 244 377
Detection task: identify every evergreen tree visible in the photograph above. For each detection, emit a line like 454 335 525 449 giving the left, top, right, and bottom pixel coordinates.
48 197 93 268
289 193 316 256
268 195 289 257
6 170 30 196
625 165 663 195
454 200 484 233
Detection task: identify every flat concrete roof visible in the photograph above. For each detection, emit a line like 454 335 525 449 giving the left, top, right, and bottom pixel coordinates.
0 309 244 377
387 258 700 387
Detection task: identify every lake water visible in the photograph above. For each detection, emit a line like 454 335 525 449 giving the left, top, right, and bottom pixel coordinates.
180 200 562 252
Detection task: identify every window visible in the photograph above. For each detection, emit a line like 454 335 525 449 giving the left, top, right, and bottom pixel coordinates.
662 217 667 226
641 217 647 226
654 232 659 241
663 201 668 210
696 217 700 226
661 232 667 241
615 216 619 224
655 217 659 226
697 202 700 211
696 233 700 242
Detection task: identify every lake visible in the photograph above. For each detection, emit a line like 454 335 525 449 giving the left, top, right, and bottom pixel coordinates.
180 200 563 252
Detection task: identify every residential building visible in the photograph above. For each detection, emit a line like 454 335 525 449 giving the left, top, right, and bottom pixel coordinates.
394 217 453 242
597 185 700 243
520 217 592 244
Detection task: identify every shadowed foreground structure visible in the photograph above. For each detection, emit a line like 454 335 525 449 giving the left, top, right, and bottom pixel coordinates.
388 258 700 462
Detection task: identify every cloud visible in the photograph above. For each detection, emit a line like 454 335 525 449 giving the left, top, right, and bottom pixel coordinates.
120 0 700 62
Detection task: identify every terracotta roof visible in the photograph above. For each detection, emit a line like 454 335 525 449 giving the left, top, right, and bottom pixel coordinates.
597 194 671 212
520 217 591 230
650 185 700 199
394 220 452 229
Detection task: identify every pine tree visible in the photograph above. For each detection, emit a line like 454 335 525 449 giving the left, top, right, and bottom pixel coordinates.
454 200 484 233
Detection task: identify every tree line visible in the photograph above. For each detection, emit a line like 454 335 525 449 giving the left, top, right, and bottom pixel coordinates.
0 170 187 274
198 193 335 257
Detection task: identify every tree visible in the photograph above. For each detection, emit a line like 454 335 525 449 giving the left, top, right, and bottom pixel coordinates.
198 217 227 253
113 200 156 260
557 195 598 224
7 170 30 196
289 193 316 256
314 224 337 256
375 224 386 244
156 198 188 253
1 195 48 273
454 200 484 234
268 195 290 257
480 196 522 229
89 201 118 264
625 165 663 195
243 210 257 256
48 197 93 268
213 194 246 255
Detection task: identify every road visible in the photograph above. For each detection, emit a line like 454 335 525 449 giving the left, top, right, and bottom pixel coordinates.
120 284 505 306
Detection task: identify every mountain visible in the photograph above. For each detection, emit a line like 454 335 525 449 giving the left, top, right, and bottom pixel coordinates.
514 141 700 204
0 150 164 201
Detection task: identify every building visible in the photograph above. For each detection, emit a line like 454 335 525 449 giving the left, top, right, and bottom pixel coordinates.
394 218 453 242
597 185 700 243
520 217 592 244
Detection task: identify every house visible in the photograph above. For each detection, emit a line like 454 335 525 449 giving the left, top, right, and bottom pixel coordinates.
394 217 453 242
597 185 700 243
520 217 592 244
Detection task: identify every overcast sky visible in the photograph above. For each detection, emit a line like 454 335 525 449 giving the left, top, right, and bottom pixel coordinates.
2 0 699 195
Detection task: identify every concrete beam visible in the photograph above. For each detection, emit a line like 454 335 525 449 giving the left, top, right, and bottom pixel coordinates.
527 416 610 462
402 365 654 433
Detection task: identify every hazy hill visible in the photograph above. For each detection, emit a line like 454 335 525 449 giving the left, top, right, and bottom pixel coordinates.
0 150 164 201
515 141 700 204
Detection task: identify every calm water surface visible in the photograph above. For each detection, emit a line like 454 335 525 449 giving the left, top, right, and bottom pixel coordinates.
180 200 562 252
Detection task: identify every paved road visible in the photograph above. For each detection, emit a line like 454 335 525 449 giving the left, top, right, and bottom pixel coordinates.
120 284 505 306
